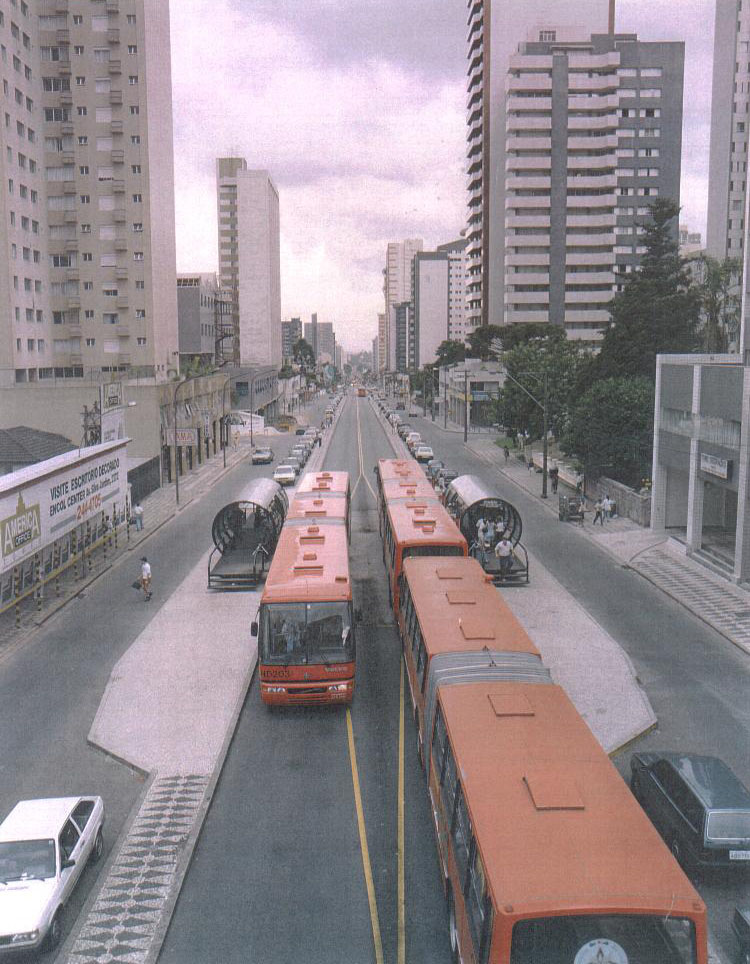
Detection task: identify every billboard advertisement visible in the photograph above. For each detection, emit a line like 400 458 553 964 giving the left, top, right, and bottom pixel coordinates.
0 441 128 573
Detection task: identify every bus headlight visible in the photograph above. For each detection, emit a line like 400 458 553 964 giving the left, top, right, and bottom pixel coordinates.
329 683 349 693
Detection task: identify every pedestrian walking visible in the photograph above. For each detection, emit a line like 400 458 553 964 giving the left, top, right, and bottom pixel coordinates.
527 457 534 472
495 535 513 578
475 517 486 558
550 468 559 495
503 445 510 463
593 499 604 526
132 502 144 531
484 519 495 554
140 556 152 601
603 494 613 519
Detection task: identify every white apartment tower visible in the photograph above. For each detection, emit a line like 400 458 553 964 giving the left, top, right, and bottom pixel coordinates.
465 0 611 330
383 238 422 370
0 0 178 389
504 32 684 344
216 157 281 370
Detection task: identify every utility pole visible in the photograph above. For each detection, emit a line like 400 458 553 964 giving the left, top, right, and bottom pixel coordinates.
444 367 448 429
464 368 469 443
541 371 549 500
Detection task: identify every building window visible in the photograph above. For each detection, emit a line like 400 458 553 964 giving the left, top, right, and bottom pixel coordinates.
77 106 88 116
135 309 145 318
73 14 83 24
128 44 137 54
132 193 142 202
129 106 139 115
83 281 93 290
133 222 142 232
82 252 93 261
128 75 138 85
79 165 89 175
131 164 141 174
81 223 91 233
74 45 84 55
78 135 88 145
133 251 143 261
86 338 96 347
80 194 90 204
137 337 146 345
131 135 141 144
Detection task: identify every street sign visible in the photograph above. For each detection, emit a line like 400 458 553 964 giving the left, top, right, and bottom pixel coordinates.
173 428 198 447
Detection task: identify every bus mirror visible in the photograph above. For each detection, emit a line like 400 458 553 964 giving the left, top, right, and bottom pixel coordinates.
250 621 258 637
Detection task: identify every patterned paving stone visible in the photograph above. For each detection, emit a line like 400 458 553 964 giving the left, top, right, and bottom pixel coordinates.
68 774 209 964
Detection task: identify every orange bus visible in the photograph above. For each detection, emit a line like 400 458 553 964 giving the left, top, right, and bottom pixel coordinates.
357 387 366 397
397 556 548 760
428 679 707 964
289 471 350 541
253 475 356 706
382 497 467 612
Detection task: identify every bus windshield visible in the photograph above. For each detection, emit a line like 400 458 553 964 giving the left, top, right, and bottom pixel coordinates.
511 915 696 964
260 602 354 666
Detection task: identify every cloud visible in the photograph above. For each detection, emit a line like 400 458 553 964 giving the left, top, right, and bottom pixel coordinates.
170 0 465 349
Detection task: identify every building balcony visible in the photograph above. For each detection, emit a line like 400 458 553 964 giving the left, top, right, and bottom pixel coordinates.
565 270 615 285
567 214 615 229
106 1 119 13
110 120 123 133
506 74 553 94
567 134 618 151
56 0 69 11
505 288 550 307
113 209 126 222
66 269 80 281
109 90 123 105
64 239 79 252
507 136 551 153
506 156 551 172
506 214 551 228
505 272 549 287
111 149 125 163
568 75 618 94
64 210 77 223
505 309 549 324
112 180 125 193
58 62 72 76
69 353 83 365
116 296 129 309
63 323 82 336
506 96 552 113
567 113 616 131
62 180 77 194
61 122 74 135
62 152 75 164
567 193 617 209
508 54 552 71
568 52 619 70
506 252 550 267
108 28 120 44
565 309 610 323
567 154 614 171
567 251 614 267
108 60 122 75
116 267 129 281
567 174 617 191
506 195 551 210
60 92 73 106
115 324 130 337
565 289 613 304
114 238 128 251
566 232 615 246
507 174 551 190
66 297 80 309
56 29 70 44
506 115 551 131
118 354 131 365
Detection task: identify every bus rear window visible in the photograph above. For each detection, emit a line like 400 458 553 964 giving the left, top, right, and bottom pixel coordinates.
402 545 463 559
511 915 696 964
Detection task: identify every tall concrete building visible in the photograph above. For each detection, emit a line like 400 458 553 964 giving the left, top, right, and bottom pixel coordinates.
465 0 611 330
281 316 301 362
0 0 178 389
383 238 422 370
216 158 281 370
438 238 469 343
176 273 229 367
413 251 449 368
371 335 379 373
377 312 386 372
504 31 683 344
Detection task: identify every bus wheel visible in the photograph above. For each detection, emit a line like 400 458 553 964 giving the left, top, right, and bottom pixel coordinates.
447 888 459 964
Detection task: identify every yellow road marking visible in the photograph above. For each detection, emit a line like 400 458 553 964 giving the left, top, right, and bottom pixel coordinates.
398 659 406 964
347 708 385 964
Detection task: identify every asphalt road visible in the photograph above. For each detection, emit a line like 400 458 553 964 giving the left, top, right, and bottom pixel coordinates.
158 395 452 964
0 397 330 961
406 410 750 962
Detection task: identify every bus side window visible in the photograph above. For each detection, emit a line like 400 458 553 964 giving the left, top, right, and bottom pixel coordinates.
466 843 494 964
431 704 447 778
409 606 418 652
416 635 427 689
441 739 458 817
451 783 472 883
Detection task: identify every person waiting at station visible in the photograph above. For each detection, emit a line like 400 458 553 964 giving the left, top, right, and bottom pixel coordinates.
495 534 513 578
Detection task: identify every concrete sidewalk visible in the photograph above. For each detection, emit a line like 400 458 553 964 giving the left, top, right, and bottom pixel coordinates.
376 401 656 754
468 435 750 659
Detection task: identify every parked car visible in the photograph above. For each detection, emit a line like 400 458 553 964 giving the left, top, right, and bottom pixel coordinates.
0 796 105 953
414 444 434 463
405 432 421 452
397 423 412 439
251 447 274 465
630 751 750 870
426 459 445 481
291 444 309 463
285 456 302 475
273 464 297 486
295 427 307 436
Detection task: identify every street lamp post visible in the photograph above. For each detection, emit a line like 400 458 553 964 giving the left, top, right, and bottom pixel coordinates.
494 361 550 499
464 368 469 443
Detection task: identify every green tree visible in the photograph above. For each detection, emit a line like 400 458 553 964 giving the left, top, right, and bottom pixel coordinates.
467 325 504 360
561 376 654 487
494 330 584 439
435 339 466 367
292 337 315 373
491 323 552 352
692 254 742 353
594 198 701 380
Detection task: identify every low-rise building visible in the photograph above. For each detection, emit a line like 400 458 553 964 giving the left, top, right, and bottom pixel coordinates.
439 360 505 428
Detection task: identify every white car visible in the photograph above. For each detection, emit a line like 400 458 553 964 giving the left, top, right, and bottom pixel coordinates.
273 464 297 486
0 796 104 954
415 444 434 462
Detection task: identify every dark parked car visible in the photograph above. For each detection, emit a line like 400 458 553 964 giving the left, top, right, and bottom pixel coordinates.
426 459 445 481
630 751 750 871
295 427 306 435
251 447 274 465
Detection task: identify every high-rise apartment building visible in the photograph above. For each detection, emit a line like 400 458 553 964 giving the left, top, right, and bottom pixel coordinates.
176 273 229 367
377 312 386 372
465 0 611 329
0 0 178 389
504 31 683 344
383 238 422 370
281 316 302 362
371 335 379 373
437 238 468 343
707 0 749 262
216 157 281 370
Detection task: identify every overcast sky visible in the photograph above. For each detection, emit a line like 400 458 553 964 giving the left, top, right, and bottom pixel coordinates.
170 0 715 352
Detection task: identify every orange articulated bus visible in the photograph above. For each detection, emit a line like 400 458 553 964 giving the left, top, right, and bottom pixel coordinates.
290 471 350 541
253 473 356 706
396 556 547 760
428 679 707 964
